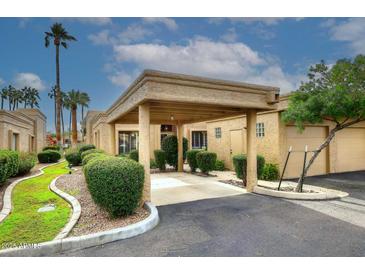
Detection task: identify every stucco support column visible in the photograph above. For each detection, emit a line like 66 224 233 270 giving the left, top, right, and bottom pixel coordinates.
246 109 257 192
177 122 184 172
139 103 151 202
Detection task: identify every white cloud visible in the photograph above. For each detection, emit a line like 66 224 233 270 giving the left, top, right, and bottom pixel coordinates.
0 77 4 86
220 28 238 42
88 30 111 45
208 17 285 26
53 17 112 26
110 37 303 92
327 18 365 54
13 73 46 91
142 18 178 31
108 71 134 87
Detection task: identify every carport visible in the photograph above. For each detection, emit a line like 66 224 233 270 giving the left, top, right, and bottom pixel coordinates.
105 70 280 202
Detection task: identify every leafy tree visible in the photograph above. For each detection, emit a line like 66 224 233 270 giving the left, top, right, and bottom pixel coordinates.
79 92 90 120
0 86 9 110
282 55 365 192
45 23 77 144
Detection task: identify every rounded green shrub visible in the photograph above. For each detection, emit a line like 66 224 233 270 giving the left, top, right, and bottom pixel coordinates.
196 151 217 174
0 155 8 184
186 149 202 172
81 149 104 160
154 149 166 171
214 159 225 171
232 154 265 181
161 135 188 170
129 150 139 162
0 150 20 178
17 152 37 176
42 145 60 151
37 150 61 163
78 144 96 154
150 159 157 169
65 148 82 166
83 156 144 217
82 152 107 166
262 163 280 181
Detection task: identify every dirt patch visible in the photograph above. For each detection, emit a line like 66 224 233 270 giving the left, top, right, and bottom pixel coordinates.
219 179 246 189
56 169 150 237
260 184 317 193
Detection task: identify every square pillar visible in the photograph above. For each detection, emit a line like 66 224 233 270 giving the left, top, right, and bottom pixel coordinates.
177 123 184 172
246 109 257 192
139 103 151 202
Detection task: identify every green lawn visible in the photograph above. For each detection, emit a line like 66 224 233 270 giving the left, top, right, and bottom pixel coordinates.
0 161 71 247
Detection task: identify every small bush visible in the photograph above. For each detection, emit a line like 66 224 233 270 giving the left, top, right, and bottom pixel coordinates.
118 153 129 158
42 145 60 151
154 149 166 171
0 150 20 178
0 155 7 184
186 149 202 172
81 149 104 160
214 159 225 171
83 156 144 217
196 151 217 174
65 148 82 166
150 159 157 169
17 152 37 176
232 154 265 181
78 144 96 154
37 150 61 163
129 150 139 162
82 152 107 166
262 163 280 181
161 135 188 170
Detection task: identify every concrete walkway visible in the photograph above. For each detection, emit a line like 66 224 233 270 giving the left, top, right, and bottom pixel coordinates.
151 172 246 206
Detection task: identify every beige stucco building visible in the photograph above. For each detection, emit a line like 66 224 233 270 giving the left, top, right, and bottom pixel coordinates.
0 108 46 153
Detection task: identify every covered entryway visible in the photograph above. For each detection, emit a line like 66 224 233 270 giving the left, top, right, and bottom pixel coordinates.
335 127 365 173
284 125 328 178
105 70 279 202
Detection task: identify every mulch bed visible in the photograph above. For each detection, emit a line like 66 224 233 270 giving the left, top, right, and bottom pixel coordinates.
0 163 47 211
218 179 246 189
56 169 150 237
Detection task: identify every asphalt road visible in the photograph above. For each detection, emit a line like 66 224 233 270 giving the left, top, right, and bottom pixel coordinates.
59 192 365 257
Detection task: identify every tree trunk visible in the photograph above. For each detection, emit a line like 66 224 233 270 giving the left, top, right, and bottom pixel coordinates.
69 110 72 144
1 98 3 109
55 44 62 144
71 105 78 147
61 104 65 145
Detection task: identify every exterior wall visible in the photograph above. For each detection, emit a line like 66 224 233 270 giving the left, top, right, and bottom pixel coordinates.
0 109 46 152
183 122 207 149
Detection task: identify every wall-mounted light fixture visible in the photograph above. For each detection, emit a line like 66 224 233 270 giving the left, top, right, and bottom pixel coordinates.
170 114 174 121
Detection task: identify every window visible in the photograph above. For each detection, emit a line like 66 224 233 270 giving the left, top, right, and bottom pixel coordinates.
118 131 139 154
215 127 222 138
11 133 19 151
192 131 207 149
256 123 265 138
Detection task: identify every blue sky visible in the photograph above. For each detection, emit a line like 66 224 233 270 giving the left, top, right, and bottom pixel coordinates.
0 17 364 131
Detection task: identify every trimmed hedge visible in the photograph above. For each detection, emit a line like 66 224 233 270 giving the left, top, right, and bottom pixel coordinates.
37 150 61 163
82 152 107 166
0 155 7 184
214 159 225 171
78 144 96 154
262 163 280 181
17 152 37 176
81 149 104 160
232 154 265 181
129 150 139 162
186 149 202 172
83 156 144 217
42 145 60 151
154 149 166 171
0 150 19 178
65 148 82 166
150 159 157 169
161 135 188 170
196 151 217 174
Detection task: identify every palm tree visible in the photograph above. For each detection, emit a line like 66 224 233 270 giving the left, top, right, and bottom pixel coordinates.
28 88 40 108
48 86 57 132
67 90 82 146
63 93 72 144
79 92 90 120
44 23 77 144
1 86 9 110
7 85 17 110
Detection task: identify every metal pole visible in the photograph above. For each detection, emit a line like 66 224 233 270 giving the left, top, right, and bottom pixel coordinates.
278 146 292 191
299 145 308 193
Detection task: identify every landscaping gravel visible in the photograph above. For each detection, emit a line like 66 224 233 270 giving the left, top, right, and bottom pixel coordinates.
56 169 150 237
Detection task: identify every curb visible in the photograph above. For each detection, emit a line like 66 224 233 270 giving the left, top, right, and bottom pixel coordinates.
49 176 81 240
0 202 159 256
0 161 64 224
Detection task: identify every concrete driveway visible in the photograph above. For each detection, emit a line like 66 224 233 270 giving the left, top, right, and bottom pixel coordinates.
151 172 246 206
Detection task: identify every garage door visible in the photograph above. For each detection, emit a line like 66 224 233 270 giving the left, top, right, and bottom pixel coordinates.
284 126 328 178
335 128 365 173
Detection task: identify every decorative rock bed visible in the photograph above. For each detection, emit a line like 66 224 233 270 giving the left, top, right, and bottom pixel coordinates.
254 180 349 200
